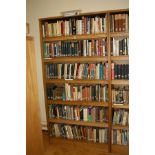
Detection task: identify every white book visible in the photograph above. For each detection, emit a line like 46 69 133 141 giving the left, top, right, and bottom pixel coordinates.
83 108 88 121
42 25 45 37
113 38 116 56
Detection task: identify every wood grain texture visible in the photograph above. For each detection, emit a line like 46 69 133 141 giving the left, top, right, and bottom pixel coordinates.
26 36 44 155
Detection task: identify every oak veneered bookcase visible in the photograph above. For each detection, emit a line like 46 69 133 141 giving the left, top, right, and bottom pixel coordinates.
39 9 129 155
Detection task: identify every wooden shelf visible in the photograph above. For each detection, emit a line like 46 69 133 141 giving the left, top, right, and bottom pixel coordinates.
47 100 109 107
110 32 129 37
46 79 108 84
111 80 129 85
111 56 129 61
44 56 108 63
112 104 129 109
112 125 129 130
43 33 107 42
49 118 109 128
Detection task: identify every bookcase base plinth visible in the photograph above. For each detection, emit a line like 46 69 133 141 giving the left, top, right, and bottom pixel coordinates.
111 144 129 155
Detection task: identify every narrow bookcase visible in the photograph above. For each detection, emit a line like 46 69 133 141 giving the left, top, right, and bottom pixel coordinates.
39 9 129 155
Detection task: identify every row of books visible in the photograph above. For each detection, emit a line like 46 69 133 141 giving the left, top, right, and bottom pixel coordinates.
43 39 107 58
112 109 129 126
111 63 129 80
111 38 129 56
46 62 109 80
50 123 108 143
110 13 129 32
112 86 129 104
49 105 108 123
42 16 107 37
112 129 129 145
47 84 109 102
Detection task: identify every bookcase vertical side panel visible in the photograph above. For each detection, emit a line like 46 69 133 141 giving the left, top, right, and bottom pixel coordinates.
39 19 49 131
107 12 112 153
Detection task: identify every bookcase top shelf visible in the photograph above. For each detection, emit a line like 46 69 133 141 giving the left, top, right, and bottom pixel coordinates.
39 9 129 21
43 33 107 42
47 100 109 107
46 79 108 84
49 118 109 128
44 56 108 63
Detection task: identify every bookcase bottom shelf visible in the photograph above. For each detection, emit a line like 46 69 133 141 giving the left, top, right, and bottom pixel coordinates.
111 144 129 155
49 136 109 152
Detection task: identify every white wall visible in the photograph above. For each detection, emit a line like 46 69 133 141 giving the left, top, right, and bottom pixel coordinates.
26 0 129 129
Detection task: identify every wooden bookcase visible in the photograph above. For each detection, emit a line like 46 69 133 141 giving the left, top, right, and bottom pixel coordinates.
39 9 129 155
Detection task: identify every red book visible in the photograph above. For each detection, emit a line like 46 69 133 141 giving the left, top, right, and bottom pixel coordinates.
72 87 75 100
111 62 115 80
105 62 108 80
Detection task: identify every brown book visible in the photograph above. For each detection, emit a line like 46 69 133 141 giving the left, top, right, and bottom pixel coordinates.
44 22 49 37
114 14 119 32
118 14 122 32
125 14 129 32
122 14 126 31
91 39 95 56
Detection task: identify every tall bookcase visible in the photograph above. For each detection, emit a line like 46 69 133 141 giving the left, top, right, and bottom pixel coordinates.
39 9 129 155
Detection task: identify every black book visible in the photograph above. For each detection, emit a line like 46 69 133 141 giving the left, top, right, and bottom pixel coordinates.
81 40 83 56
122 39 125 55
117 64 121 79
122 64 125 79
71 64 74 79
51 64 54 79
68 42 71 56
72 18 76 35
102 17 105 32
64 42 67 56
127 64 129 79
69 19 72 35
114 64 118 79
80 108 83 120
61 42 64 56
55 64 58 79
120 64 123 79
71 42 74 56
96 128 99 143
75 42 78 56
47 86 50 100
111 38 113 56
61 64 64 79
119 40 123 55
67 64 70 79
